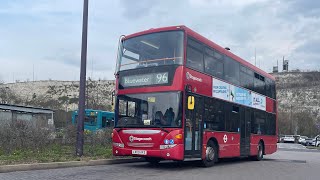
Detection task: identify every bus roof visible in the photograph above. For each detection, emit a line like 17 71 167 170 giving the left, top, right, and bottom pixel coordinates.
124 25 275 81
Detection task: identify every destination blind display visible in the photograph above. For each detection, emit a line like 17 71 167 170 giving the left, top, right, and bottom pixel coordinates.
121 72 169 87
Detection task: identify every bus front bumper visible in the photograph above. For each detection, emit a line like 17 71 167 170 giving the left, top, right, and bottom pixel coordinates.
113 144 184 161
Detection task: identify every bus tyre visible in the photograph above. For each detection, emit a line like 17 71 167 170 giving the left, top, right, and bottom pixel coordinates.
252 142 264 161
145 157 161 165
202 141 218 167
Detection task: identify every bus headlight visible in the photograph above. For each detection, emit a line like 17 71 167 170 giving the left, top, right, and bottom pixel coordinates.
113 142 124 148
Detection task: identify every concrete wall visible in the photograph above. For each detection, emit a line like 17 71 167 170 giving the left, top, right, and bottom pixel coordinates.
0 111 12 125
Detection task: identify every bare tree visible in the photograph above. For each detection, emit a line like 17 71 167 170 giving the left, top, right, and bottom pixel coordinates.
295 111 318 137
278 111 291 135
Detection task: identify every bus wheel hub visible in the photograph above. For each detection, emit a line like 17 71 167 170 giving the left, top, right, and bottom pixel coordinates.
206 147 215 161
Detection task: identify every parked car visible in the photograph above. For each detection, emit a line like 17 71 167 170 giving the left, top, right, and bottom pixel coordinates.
278 135 285 142
304 138 314 146
311 135 320 147
283 135 295 143
298 136 308 144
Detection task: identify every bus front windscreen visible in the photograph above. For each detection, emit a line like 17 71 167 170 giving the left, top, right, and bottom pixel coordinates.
117 31 184 72
116 92 182 128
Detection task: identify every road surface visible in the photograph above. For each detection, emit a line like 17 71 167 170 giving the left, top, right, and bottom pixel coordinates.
1 143 319 180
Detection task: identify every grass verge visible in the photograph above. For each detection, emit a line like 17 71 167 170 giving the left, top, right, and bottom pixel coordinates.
0 144 112 165
306 146 320 150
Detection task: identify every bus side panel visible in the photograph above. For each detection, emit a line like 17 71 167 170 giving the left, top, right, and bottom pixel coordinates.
71 112 76 125
250 135 277 156
184 68 212 97
97 112 102 129
266 97 275 113
250 135 261 156
203 131 240 159
262 135 277 154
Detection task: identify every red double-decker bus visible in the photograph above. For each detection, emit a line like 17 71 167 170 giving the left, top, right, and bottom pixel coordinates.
112 25 277 167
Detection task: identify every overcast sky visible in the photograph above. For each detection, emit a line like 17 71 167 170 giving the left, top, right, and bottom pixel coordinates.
1 0 320 83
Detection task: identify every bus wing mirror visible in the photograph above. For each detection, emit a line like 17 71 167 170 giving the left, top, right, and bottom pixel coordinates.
187 96 195 110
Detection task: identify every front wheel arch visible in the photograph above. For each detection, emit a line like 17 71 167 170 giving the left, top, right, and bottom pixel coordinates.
201 140 218 167
208 138 219 158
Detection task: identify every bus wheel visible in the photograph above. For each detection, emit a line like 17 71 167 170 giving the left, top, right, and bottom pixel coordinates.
252 142 264 161
145 157 161 165
201 141 217 167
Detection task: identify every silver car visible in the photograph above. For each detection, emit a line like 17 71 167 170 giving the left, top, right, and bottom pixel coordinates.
283 135 295 143
298 136 308 144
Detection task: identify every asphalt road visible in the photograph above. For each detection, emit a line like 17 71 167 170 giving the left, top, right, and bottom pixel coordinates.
1 143 320 180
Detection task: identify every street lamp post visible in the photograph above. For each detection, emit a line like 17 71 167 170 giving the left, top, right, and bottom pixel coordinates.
76 0 89 157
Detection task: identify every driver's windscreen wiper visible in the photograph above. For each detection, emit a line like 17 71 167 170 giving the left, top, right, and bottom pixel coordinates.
157 125 169 133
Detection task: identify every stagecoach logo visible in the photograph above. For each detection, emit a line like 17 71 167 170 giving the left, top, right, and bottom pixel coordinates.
129 135 152 142
186 72 202 82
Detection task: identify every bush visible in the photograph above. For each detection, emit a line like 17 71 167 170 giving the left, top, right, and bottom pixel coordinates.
83 128 112 156
0 121 52 154
0 122 112 157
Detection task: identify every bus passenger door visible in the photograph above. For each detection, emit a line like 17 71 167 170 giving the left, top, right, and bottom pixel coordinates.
184 94 203 159
240 108 251 156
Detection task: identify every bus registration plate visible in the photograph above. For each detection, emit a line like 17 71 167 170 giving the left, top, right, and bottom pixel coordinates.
132 150 147 155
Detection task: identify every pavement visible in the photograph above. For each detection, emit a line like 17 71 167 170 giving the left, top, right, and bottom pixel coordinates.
277 142 307 149
277 142 320 152
0 158 144 173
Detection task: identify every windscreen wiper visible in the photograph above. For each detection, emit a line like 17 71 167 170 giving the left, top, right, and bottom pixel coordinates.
157 125 169 133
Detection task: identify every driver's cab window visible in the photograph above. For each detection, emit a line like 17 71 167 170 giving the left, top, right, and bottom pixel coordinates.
119 99 137 117
119 99 127 116
140 102 148 120
128 101 136 117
